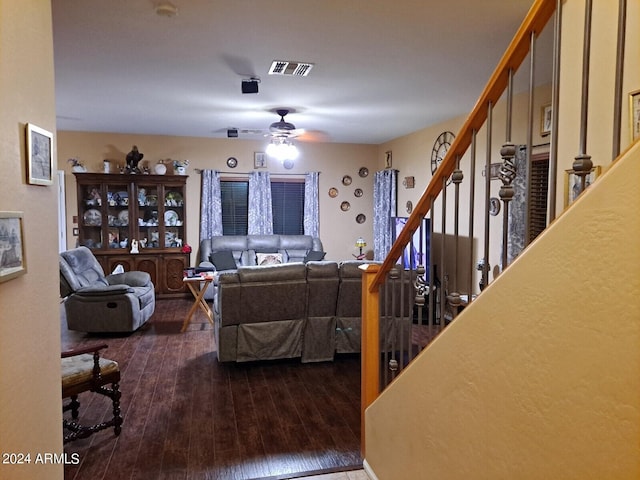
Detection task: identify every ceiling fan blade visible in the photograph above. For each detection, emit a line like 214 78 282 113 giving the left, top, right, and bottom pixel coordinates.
296 130 330 143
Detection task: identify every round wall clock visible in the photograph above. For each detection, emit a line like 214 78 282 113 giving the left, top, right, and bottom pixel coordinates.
430 131 455 174
226 157 238 168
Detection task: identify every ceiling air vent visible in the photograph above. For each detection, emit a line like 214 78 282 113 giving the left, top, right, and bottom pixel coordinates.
268 60 314 77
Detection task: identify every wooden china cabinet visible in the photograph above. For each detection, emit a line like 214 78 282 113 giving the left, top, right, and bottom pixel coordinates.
74 173 189 296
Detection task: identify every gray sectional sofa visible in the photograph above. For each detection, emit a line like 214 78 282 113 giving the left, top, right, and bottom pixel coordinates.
199 235 415 363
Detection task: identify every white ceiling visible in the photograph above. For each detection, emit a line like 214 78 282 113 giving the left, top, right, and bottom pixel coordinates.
51 0 539 145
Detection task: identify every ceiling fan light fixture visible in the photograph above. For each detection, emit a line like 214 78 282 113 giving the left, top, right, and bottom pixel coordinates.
266 137 299 162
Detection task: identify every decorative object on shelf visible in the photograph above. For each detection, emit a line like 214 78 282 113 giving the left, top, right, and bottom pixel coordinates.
164 210 179 226
355 237 367 257
540 103 552 136
342 175 352 186
26 123 54 185
154 160 167 175
226 157 238 168
328 187 338 198
354 188 363 197
68 157 86 173
165 191 183 206
406 200 413 214
385 151 392 169
489 197 501 216
340 201 350 211
358 167 369 178
431 131 455 174
181 243 192 254
173 159 189 175
103 159 111 174
130 239 139 254
0 211 26 283
126 145 144 174
356 213 366 224
403 176 415 188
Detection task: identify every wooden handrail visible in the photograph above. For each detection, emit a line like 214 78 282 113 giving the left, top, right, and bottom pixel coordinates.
369 0 556 292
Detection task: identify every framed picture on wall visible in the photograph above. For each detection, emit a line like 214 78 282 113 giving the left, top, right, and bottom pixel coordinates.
26 123 54 186
0 211 27 283
540 103 552 136
630 89 640 142
564 165 601 207
254 152 266 169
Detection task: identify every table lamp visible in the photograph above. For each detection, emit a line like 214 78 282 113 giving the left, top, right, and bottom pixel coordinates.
355 237 367 256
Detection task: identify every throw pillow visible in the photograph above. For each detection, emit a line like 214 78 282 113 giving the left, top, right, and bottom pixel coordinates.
209 250 237 271
256 253 283 266
304 250 326 262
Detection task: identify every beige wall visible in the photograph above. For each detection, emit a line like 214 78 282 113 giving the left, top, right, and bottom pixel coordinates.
0 1 63 479
57 132 377 262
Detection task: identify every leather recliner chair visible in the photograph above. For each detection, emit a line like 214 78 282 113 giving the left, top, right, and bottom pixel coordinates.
60 247 155 333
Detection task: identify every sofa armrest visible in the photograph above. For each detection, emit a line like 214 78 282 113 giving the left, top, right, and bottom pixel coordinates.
76 284 135 296
107 271 151 287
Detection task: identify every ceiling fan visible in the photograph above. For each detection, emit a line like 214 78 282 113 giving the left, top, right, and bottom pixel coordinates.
267 109 305 139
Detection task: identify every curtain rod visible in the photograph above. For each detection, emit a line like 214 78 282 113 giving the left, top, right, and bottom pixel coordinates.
194 169 320 176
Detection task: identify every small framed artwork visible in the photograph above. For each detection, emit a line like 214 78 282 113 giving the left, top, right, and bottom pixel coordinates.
26 123 54 186
0 211 27 283
483 162 502 180
540 103 552 136
564 165 601 207
629 89 640 142
254 152 266 169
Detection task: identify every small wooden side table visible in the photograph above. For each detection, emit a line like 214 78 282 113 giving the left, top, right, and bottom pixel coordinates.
181 275 215 333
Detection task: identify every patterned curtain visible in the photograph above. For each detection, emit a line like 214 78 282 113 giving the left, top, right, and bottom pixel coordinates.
248 171 273 235
199 169 222 243
507 145 528 263
303 172 320 238
373 169 397 261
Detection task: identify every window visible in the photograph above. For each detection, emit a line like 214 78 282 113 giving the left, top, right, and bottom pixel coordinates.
528 153 549 242
271 181 304 235
221 181 248 235
220 179 304 235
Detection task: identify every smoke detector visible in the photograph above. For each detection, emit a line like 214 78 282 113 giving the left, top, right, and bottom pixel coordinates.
155 2 178 17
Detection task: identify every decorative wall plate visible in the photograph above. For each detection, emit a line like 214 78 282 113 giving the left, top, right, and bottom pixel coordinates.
283 159 294 169
489 197 501 216
356 213 366 224
226 157 238 168
406 200 413 214
358 167 369 177
342 175 352 186
340 201 351 211
328 187 339 198
354 188 363 197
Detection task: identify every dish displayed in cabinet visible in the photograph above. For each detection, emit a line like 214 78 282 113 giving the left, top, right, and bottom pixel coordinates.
117 210 129 226
83 209 102 226
164 210 180 226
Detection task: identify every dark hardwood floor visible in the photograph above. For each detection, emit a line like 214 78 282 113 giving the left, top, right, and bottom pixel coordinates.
61 298 362 480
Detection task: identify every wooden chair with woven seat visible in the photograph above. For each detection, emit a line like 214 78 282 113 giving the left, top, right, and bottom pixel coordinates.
61 343 123 443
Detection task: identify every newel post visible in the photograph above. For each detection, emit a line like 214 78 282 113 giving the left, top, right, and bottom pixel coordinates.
360 263 380 457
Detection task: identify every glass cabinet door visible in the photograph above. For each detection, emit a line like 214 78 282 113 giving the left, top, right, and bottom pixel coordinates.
78 182 104 249
162 187 185 249
135 183 160 249
105 182 131 251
